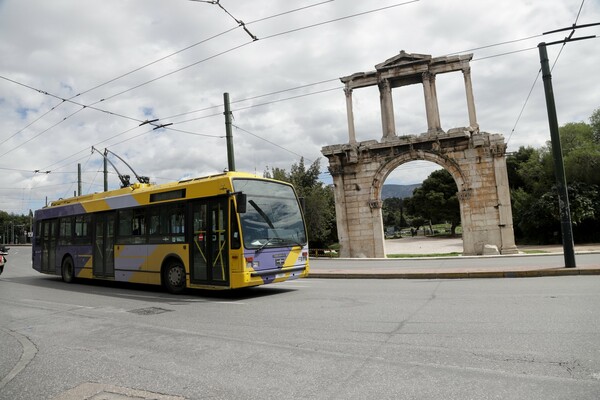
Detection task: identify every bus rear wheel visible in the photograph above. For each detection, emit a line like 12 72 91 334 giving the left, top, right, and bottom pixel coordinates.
61 257 75 283
164 260 186 294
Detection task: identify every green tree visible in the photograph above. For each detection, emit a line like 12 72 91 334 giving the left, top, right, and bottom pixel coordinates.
382 197 406 230
403 169 461 236
590 107 600 144
265 158 337 247
507 146 536 190
0 210 31 243
508 108 600 243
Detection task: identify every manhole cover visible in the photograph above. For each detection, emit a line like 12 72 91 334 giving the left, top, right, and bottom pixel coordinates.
128 307 173 315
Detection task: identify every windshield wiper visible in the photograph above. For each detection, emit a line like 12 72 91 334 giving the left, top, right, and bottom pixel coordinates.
256 237 285 253
248 200 275 229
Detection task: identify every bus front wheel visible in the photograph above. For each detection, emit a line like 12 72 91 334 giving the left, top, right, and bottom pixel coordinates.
61 257 75 283
164 260 186 294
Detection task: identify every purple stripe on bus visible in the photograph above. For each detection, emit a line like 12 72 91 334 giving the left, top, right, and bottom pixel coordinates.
35 203 86 219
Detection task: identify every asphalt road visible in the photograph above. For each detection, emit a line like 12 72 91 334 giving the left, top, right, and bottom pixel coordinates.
1 247 600 400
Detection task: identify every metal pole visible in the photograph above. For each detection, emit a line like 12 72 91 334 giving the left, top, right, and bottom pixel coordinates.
538 42 576 268
77 163 82 196
224 92 235 172
103 154 108 191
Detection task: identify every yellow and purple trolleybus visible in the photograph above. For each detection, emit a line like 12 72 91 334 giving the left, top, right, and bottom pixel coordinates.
32 172 309 293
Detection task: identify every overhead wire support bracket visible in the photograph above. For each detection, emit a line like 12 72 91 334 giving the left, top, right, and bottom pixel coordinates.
139 118 159 126
189 0 259 41
543 22 600 35
152 123 173 130
544 35 597 47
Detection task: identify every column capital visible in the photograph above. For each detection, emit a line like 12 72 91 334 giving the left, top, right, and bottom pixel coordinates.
421 71 436 81
378 78 391 91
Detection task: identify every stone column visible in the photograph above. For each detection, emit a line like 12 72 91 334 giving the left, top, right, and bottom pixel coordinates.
344 87 357 144
378 79 395 140
462 67 479 130
369 201 386 258
430 73 441 131
422 72 441 134
492 143 518 254
329 161 351 258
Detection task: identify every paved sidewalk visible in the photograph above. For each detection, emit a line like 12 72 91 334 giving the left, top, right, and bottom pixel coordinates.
308 238 600 279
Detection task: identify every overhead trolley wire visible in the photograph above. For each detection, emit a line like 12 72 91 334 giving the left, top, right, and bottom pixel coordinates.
233 124 312 164
0 0 419 170
506 0 593 146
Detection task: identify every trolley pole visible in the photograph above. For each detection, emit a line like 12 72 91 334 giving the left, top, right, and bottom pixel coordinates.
538 42 576 268
224 92 236 172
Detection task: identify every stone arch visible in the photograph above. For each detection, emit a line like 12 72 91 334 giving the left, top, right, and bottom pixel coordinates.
323 133 518 257
322 51 517 258
370 149 467 204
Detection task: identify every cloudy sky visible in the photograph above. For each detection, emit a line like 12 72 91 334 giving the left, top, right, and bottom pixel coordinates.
1 0 599 216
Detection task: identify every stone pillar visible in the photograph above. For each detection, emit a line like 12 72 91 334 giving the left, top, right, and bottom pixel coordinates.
378 79 395 140
328 161 351 258
462 67 479 131
344 87 357 144
368 200 386 258
491 142 518 254
430 73 441 131
422 72 441 134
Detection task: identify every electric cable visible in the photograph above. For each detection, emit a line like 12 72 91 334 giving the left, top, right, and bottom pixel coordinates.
163 78 340 120
0 107 86 159
506 0 592 146
233 124 314 163
0 1 334 156
0 100 65 146
3 1 596 199
189 0 258 41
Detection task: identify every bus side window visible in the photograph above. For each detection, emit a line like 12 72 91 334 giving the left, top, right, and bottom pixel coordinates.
118 210 133 236
59 217 73 245
74 215 90 241
132 209 146 236
170 205 185 242
34 221 41 245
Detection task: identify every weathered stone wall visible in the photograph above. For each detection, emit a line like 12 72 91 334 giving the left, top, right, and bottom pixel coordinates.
325 51 517 257
322 130 518 257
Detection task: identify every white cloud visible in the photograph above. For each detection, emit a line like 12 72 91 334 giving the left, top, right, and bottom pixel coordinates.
1 0 599 214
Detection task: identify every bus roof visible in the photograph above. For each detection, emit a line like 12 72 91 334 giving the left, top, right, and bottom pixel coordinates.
44 171 264 211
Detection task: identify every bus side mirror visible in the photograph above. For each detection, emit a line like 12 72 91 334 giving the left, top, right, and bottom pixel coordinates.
299 197 306 213
236 193 247 214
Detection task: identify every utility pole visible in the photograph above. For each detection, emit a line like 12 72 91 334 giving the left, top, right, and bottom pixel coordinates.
538 42 576 268
103 152 108 191
536 23 598 267
224 92 236 172
77 163 82 196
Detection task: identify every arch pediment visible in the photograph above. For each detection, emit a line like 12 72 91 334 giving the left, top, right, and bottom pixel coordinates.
374 50 431 71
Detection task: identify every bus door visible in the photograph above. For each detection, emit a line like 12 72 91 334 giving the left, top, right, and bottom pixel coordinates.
93 212 115 277
41 219 58 273
190 197 229 286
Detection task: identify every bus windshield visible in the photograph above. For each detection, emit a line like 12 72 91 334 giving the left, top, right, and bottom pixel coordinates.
233 179 307 250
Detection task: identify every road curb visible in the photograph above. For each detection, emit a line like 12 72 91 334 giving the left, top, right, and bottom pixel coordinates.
308 268 600 279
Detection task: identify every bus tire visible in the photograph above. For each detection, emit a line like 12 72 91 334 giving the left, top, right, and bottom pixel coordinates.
164 260 186 294
61 256 75 283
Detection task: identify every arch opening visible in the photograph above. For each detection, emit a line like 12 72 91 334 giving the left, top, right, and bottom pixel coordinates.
378 158 464 255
